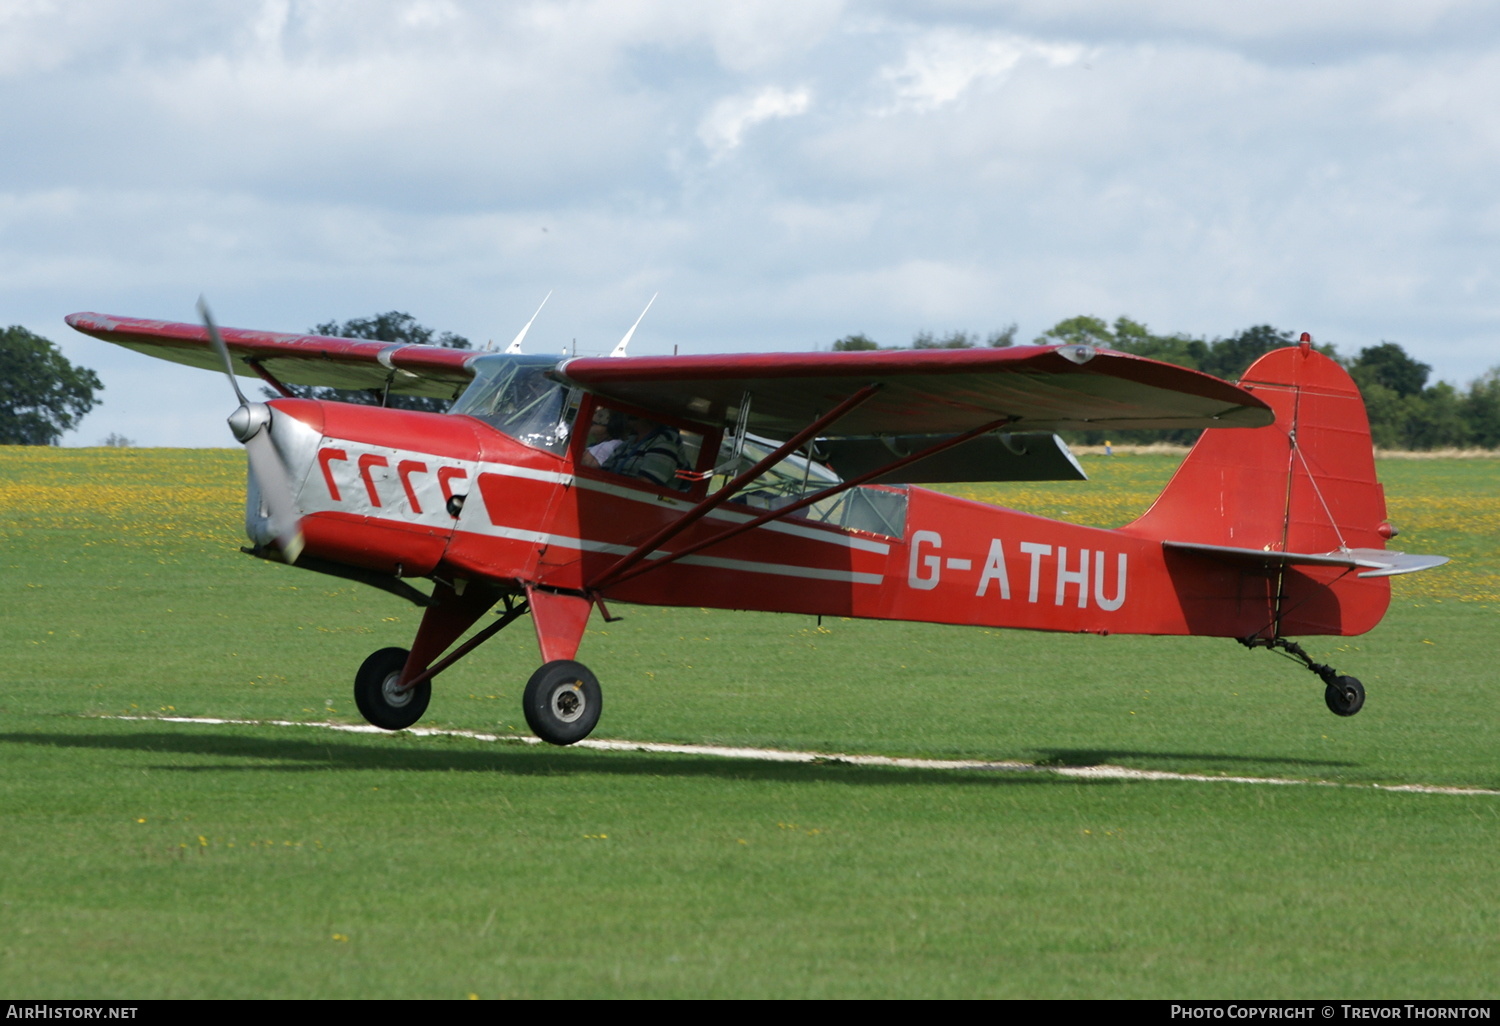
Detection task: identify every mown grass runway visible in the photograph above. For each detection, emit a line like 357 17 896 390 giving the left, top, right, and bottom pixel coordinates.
1 447 1496 998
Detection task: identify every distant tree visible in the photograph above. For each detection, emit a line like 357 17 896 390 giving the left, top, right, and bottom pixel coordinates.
0 325 103 445
830 326 1016 352
1349 342 1430 398
1034 315 1116 349
1463 369 1500 449
1358 382 1408 450
912 330 979 349
100 433 134 448
985 324 1018 348
1106 317 1211 371
270 312 471 413
1403 381 1471 450
1197 325 1301 381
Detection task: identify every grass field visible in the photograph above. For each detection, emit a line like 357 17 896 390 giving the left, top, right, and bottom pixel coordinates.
1 446 1496 998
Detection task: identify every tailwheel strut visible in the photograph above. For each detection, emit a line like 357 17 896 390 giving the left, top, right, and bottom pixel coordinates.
1238 635 1366 717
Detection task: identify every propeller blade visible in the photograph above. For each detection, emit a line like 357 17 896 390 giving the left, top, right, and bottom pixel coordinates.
199 299 304 562
245 428 305 564
197 296 248 407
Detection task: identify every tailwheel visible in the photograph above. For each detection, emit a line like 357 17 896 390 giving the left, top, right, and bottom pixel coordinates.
1238 635 1367 718
1323 675 1366 718
522 660 602 746
354 646 431 730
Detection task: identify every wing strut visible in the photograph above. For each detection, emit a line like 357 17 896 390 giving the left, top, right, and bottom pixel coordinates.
246 359 295 398
587 384 884 591
593 413 1015 593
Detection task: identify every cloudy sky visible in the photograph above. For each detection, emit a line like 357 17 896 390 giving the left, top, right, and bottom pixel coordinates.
5 0 1498 445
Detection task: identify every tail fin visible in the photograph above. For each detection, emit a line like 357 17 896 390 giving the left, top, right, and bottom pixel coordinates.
1127 342 1387 554
1124 342 1394 637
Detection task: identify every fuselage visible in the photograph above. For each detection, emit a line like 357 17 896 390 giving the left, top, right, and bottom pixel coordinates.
260 385 1388 643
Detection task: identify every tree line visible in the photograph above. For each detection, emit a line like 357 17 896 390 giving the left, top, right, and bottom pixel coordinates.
832 316 1500 450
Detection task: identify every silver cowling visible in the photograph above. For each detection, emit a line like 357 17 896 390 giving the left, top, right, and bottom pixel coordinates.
240 403 318 563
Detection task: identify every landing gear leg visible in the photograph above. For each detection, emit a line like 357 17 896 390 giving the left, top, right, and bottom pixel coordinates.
353 589 530 731
520 587 602 745
1238 636 1366 717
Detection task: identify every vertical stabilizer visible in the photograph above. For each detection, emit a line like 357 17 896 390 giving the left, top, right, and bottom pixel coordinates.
1122 343 1391 637
1125 344 1387 554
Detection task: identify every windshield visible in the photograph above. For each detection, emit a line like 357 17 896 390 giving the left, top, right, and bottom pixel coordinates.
450 354 576 453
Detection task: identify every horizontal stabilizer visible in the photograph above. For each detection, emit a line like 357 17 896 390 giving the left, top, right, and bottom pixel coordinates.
1164 540 1449 578
820 432 1087 484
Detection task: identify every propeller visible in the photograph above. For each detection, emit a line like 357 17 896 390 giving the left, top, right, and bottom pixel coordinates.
198 297 305 564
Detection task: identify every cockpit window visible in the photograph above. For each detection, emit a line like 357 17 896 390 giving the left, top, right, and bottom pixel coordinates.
708 434 908 538
450 354 577 454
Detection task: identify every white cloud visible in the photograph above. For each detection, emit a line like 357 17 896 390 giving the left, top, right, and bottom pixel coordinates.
914 0 1498 51
879 29 1085 113
698 85 812 159
702 0 847 71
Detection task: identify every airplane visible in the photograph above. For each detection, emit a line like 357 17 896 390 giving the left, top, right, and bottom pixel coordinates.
66 305 1447 745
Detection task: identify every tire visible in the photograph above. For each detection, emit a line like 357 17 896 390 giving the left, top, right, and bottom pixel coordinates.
354 646 431 730
522 660 602 746
1324 675 1366 717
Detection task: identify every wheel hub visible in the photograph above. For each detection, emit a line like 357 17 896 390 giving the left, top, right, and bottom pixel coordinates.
550 682 585 723
381 672 414 709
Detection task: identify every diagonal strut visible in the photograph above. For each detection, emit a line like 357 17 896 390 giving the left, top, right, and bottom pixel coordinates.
597 415 1016 592
586 384 884 591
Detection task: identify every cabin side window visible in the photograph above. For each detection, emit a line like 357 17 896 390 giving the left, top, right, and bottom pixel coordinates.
708 435 908 538
579 401 704 492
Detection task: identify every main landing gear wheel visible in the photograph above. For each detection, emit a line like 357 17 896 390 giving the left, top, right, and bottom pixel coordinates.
1323 675 1366 718
354 646 431 730
522 660 602 746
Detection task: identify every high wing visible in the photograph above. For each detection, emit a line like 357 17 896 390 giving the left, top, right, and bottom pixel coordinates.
66 313 475 400
69 312 1274 443
556 344 1274 439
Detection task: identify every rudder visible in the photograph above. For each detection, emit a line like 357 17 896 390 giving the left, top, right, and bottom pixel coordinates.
1126 343 1387 554
1123 342 1391 637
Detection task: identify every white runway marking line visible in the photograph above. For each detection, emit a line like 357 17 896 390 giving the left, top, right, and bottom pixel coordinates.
97 715 1500 797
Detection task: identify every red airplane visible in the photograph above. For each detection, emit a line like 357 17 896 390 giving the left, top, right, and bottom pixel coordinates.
67 307 1446 745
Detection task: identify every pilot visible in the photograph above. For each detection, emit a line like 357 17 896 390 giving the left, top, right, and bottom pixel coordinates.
602 414 690 489
582 408 627 468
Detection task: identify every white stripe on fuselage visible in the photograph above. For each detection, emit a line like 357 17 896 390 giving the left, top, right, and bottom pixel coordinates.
472 458 891 555
304 443 891 586
460 522 882 585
